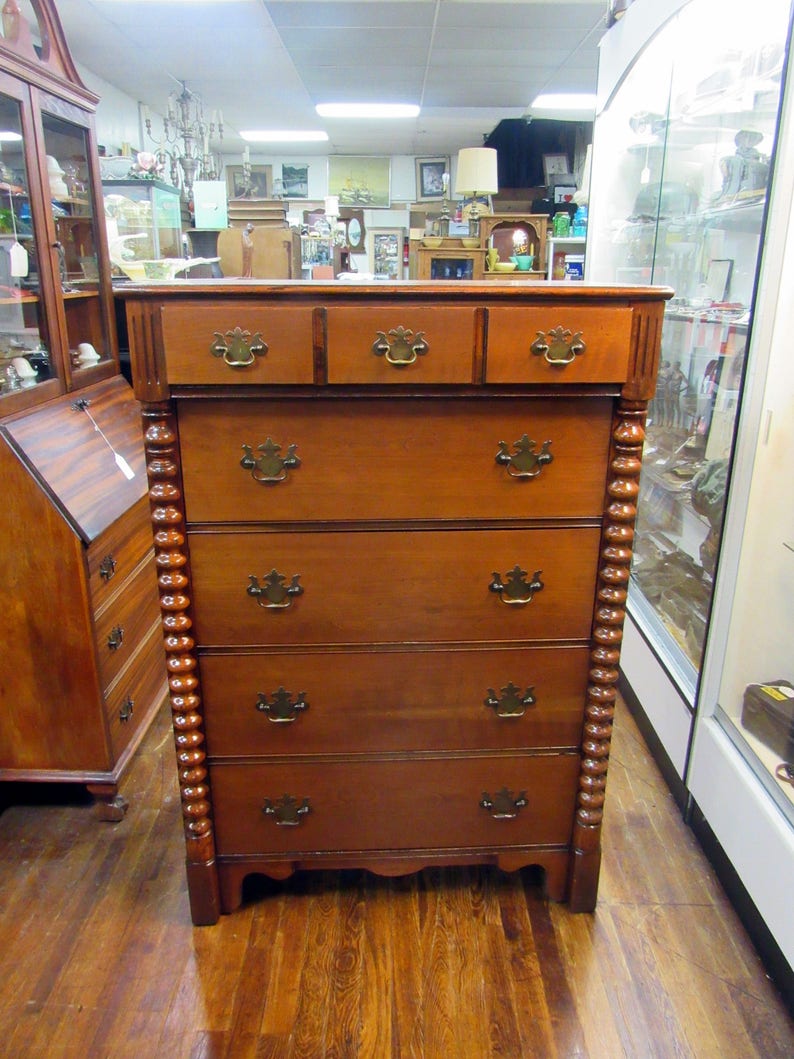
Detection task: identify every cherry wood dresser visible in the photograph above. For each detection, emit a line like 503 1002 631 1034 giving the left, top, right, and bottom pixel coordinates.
121 280 671 924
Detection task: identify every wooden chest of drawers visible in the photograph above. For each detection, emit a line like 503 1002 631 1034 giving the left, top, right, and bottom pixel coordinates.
122 281 670 924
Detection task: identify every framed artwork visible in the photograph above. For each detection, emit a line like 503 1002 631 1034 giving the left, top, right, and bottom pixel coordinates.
369 228 402 279
225 164 272 199
281 163 309 198
339 208 366 252
415 156 450 201
542 153 570 185
328 156 390 208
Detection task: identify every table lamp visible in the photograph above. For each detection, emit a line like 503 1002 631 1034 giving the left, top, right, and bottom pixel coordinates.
454 147 498 237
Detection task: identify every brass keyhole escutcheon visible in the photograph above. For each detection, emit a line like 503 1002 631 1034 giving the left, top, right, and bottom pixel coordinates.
371 326 429 367
489 566 544 606
210 326 268 368
530 326 585 366
480 787 528 819
255 687 309 723
484 683 536 718
495 435 553 479
247 569 303 609
262 794 311 826
241 438 301 484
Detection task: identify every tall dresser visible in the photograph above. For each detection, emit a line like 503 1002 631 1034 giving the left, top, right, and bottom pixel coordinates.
121 280 671 924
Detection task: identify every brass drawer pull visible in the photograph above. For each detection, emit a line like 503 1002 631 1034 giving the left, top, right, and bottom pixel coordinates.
99 554 117 581
480 787 528 819
484 682 536 718
241 438 301 483
255 687 309 723
530 326 585 366
119 697 134 723
210 326 269 368
371 325 428 367
489 565 544 605
495 434 553 479
107 625 125 651
262 794 311 826
247 569 303 609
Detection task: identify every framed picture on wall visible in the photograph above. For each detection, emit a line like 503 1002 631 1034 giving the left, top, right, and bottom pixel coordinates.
369 228 402 279
542 153 570 186
225 164 272 199
328 156 390 208
281 163 309 197
415 156 450 201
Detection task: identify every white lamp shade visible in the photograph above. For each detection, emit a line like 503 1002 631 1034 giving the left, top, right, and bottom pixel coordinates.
454 147 498 196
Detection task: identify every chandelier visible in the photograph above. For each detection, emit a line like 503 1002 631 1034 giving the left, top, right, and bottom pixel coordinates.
144 81 223 201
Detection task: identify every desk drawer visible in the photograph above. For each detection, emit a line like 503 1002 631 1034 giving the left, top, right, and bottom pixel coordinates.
187 526 602 647
177 396 612 523
486 305 633 383
160 302 315 384
200 645 589 756
87 497 156 612
94 550 160 691
326 305 478 383
104 619 167 760
210 754 580 855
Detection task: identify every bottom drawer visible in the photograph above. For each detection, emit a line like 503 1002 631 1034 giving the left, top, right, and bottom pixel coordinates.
210 754 580 856
105 619 167 761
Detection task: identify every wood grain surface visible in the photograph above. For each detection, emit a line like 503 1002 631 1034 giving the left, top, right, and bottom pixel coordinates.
0 696 790 1058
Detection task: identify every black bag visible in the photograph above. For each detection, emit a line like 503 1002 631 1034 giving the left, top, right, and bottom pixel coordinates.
741 680 794 760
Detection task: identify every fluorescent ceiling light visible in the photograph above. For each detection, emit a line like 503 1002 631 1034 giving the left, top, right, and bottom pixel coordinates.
530 93 597 112
0 131 22 141
240 130 329 143
315 103 419 119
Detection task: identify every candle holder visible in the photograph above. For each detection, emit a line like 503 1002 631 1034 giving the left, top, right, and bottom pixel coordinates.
144 81 223 202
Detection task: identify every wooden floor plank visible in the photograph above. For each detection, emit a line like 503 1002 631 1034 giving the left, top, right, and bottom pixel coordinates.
0 698 791 1059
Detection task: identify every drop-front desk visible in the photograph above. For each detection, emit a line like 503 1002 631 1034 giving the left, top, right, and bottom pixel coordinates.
119 280 671 924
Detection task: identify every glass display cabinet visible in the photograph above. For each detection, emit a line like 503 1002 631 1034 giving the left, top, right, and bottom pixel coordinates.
0 0 165 820
589 0 794 993
0 0 117 416
101 178 182 275
587 0 791 750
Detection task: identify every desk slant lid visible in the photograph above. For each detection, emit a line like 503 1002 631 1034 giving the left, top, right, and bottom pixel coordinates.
2 376 148 544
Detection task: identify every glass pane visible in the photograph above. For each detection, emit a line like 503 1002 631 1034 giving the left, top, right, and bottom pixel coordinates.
0 90 56 402
588 0 790 690
102 179 183 278
40 107 110 373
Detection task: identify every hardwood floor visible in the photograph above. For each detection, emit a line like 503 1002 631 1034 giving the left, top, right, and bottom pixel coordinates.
0 698 791 1058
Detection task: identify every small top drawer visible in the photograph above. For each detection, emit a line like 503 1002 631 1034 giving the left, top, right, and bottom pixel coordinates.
486 304 633 383
326 305 478 384
160 302 315 384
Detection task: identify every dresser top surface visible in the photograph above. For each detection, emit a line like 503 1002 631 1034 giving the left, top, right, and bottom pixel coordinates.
115 279 674 304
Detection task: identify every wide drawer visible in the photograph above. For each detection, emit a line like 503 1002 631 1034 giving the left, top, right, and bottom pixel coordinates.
94 550 161 691
200 645 590 756
87 496 157 613
159 302 315 384
210 754 580 855
485 304 633 383
177 396 612 523
187 526 602 647
104 618 167 762
326 305 478 383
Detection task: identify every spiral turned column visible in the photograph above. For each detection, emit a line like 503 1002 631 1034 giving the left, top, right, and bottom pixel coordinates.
569 399 647 912
142 402 220 924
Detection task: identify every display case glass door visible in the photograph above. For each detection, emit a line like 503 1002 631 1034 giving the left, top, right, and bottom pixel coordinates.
587 0 792 696
0 77 57 403
39 101 112 377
